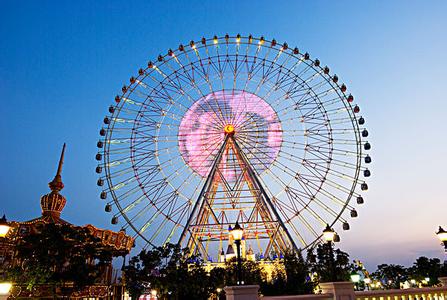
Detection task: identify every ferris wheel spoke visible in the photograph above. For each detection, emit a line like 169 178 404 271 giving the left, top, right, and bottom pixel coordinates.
305 159 358 183
296 182 346 220
277 191 323 245
237 137 295 188
262 73 329 118
118 194 147 217
105 165 136 179
109 182 146 204
284 186 331 232
328 156 367 171
179 52 230 127
303 167 359 200
148 218 170 244
274 92 340 119
132 205 162 237
142 69 227 130
296 214 322 242
159 162 200 193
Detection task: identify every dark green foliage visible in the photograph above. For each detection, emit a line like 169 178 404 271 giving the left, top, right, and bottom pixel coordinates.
442 262 447 277
7 223 116 295
224 258 264 286
283 250 315 294
123 243 213 300
125 245 314 299
308 243 354 282
408 256 443 286
371 264 408 289
261 250 315 296
209 266 226 291
366 257 447 290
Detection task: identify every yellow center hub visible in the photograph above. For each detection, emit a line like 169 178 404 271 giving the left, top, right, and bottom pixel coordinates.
224 124 235 135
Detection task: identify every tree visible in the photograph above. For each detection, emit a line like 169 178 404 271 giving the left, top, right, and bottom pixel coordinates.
261 250 315 296
123 243 213 300
309 243 354 282
209 266 226 292
7 223 116 298
283 250 315 294
224 258 264 286
442 262 447 277
408 256 443 286
371 264 408 289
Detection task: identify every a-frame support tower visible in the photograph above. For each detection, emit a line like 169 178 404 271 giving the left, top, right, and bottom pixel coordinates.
179 130 298 259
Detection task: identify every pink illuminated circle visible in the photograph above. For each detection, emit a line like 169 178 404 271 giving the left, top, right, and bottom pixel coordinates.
178 91 282 179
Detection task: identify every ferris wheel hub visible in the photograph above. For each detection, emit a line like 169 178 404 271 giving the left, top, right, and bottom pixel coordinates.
224 124 235 135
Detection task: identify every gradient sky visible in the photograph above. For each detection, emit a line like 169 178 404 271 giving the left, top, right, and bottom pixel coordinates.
1 1 446 271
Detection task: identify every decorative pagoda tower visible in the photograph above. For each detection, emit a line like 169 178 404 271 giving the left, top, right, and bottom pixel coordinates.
40 143 68 221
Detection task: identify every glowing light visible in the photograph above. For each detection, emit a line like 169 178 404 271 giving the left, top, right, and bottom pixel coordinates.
322 224 336 242
437 226 447 242
230 221 243 241
351 273 361 283
0 215 10 238
224 124 235 135
0 283 12 295
0 225 10 238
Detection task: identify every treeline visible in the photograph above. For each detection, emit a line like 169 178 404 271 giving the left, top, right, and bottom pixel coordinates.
123 243 447 300
5 225 445 300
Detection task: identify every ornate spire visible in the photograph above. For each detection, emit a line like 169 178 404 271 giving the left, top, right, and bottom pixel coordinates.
48 143 65 192
41 144 67 218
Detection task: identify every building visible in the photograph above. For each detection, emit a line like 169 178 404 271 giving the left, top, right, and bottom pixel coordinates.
0 144 134 299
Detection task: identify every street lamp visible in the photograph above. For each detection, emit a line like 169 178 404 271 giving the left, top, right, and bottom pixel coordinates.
229 221 244 285
323 224 336 243
322 224 337 282
436 226 447 250
436 226 447 267
0 215 11 238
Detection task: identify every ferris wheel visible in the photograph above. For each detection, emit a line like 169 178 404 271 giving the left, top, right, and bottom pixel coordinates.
95 34 371 259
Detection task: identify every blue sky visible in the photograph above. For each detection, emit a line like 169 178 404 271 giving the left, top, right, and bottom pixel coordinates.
1 1 446 270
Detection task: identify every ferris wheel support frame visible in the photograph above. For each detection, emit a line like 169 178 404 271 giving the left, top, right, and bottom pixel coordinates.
178 135 230 249
179 133 300 258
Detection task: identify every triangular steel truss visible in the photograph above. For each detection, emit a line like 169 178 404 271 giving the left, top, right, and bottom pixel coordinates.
178 134 298 258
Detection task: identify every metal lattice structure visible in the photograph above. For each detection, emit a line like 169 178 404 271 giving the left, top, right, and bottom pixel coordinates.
96 34 371 259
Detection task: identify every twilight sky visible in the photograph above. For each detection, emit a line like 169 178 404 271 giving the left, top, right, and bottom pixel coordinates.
1 1 446 271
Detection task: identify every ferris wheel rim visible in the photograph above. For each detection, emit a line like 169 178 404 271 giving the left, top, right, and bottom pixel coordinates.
97 34 370 253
